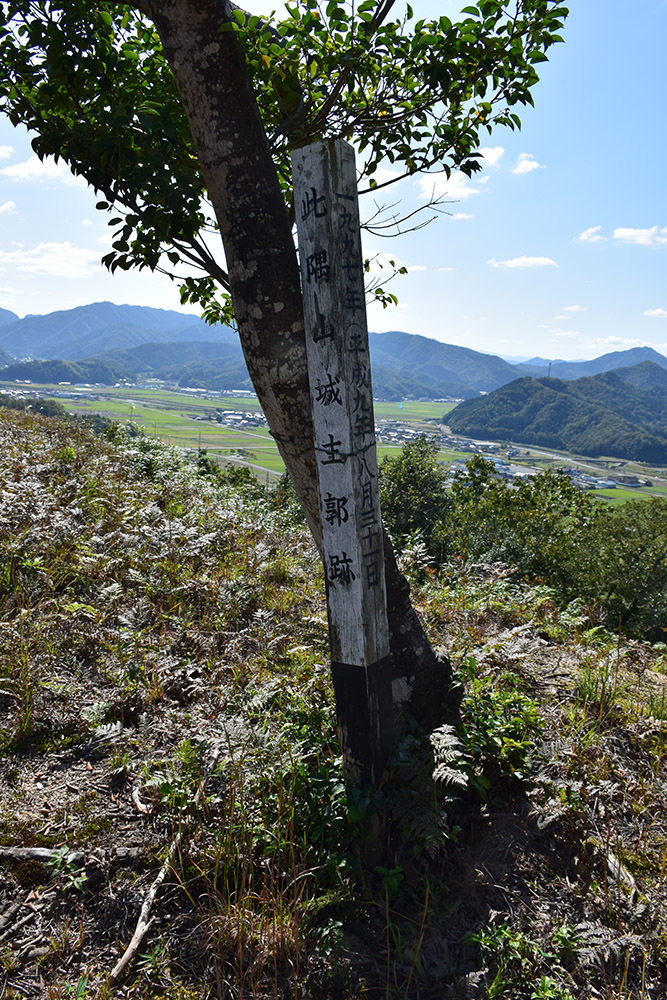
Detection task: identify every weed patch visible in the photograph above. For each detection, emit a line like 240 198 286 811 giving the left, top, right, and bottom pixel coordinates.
1 409 666 998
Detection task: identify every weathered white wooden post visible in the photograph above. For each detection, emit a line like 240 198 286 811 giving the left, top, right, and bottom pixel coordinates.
292 138 395 786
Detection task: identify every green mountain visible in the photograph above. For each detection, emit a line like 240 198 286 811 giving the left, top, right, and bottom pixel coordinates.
90 341 252 389
614 358 667 391
369 330 519 397
0 301 236 359
447 363 667 463
2 302 667 408
568 365 667 438
83 340 452 398
91 339 241 371
169 358 255 390
0 306 526 398
0 357 128 386
0 307 18 329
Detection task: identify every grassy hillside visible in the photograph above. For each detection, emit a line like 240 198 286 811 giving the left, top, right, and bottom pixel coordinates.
0 409 666 998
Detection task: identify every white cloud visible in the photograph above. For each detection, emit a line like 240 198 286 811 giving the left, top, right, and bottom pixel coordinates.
603 336 652 349
417 170 487 202
363 164 406 189
552 328 581 338
488 256 558 269
0 201 17 215
511 153 543 175
0 155 86 187
438 266 456 272
575 226 606 243
451 212 474 220
479 146 504 167
364 249 424 281
553 314 570 320
613 226 667 248
0 241 101 278
563 304 587 312
643 307 667 318
0 146 14 160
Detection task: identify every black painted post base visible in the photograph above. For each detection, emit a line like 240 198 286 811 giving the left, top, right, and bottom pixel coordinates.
331 656 395 786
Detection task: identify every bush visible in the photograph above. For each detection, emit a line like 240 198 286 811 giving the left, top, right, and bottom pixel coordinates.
441 457 667 640
378 434 449 556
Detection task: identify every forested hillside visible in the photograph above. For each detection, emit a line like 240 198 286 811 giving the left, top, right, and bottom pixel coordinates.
0 409 666 998
0 357 132 386
447 365 667 462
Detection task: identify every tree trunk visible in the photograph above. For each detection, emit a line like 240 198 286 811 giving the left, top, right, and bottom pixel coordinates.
140 0 454 728
140 0 321 536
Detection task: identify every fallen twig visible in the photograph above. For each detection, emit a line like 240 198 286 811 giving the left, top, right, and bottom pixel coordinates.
0 846 85 865
108 832 182 985
108 746 221 985
0 910 36 945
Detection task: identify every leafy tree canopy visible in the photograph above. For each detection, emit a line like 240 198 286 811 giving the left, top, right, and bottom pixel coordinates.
379 433 449 553
381 446 667 641
0 0 568 320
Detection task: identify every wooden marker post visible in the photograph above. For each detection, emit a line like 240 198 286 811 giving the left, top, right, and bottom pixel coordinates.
292 138 394 786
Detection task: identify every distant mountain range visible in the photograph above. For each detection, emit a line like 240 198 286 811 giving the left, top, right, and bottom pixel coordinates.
0 301 236 360
447 363 667 464
1 302 667 414
0 307 18 328
515 347 667 380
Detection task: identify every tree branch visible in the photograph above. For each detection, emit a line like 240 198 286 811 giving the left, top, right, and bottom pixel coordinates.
304 0 399 138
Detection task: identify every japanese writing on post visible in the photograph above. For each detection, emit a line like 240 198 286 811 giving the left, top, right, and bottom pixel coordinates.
292 138 389 670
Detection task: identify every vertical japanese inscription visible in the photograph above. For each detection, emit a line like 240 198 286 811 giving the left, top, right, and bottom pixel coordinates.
291 139 389 671
292 138 394 787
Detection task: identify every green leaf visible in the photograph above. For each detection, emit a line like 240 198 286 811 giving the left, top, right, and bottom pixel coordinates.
0 0 567 303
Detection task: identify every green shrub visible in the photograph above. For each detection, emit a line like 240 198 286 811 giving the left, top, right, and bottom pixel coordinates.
379 434 449 556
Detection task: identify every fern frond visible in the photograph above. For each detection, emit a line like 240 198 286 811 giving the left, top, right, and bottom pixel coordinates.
430 724 468 787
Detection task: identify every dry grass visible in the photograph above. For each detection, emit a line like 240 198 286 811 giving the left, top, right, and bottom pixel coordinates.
0 406 666 998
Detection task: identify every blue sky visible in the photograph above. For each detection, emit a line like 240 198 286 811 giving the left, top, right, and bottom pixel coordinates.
1 0 666 361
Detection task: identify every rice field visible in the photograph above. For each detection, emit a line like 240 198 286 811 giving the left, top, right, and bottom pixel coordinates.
30 387 457 477
3 381 664 497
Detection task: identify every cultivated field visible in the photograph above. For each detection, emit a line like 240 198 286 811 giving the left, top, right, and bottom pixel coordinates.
3 382 666 498
29 386 466 477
